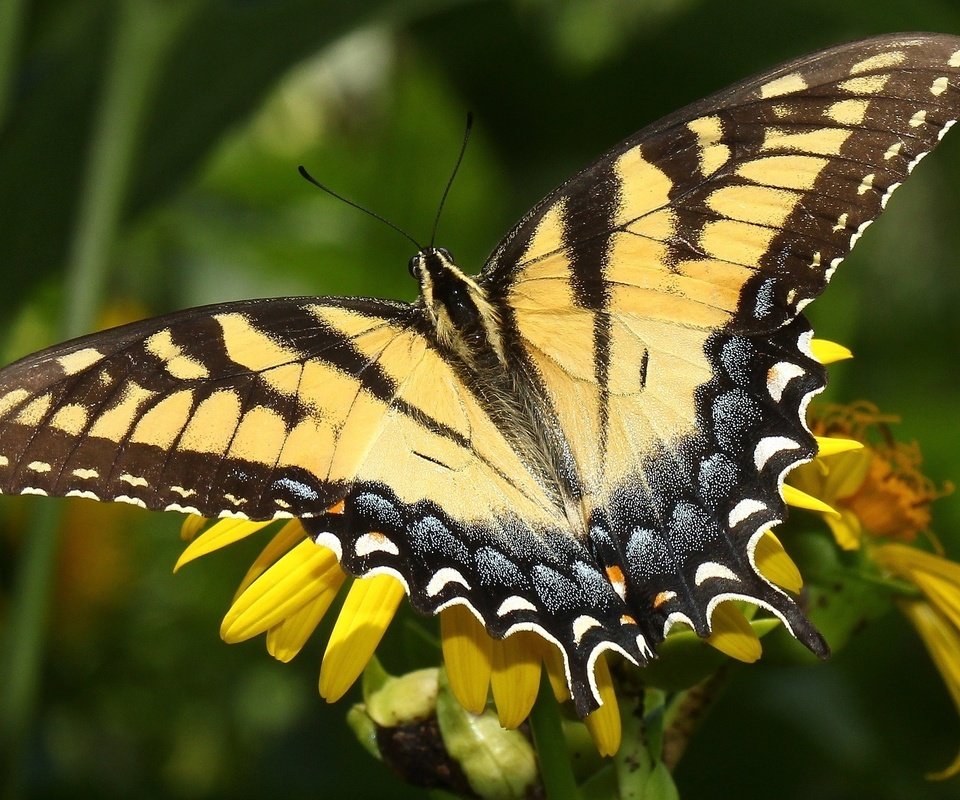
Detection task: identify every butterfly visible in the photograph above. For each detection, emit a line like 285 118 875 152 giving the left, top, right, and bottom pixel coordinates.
1 33 958 716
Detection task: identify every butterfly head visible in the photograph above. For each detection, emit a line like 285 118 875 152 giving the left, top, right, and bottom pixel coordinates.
409 246 505 364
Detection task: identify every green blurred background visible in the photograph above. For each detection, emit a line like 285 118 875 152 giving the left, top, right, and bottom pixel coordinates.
1 1 960 797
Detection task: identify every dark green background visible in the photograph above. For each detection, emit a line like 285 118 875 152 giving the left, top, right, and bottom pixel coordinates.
2 1 960 797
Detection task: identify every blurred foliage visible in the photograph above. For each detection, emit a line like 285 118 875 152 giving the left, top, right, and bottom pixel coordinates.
1 0 960 797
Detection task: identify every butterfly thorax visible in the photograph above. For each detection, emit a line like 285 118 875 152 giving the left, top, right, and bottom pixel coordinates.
411 248 507 367
412 246 588 534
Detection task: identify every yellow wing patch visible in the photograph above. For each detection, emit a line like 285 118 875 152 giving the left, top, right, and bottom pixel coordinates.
761 127 853 155
759 72 808 99
130 390 195 449
686 116 731 176
735 155 830 191
179 390 242 455
613 148 673 225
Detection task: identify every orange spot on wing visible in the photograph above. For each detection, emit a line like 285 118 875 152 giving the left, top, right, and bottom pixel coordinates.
653 591 672 609
328 499 346 514
605 565 625 584
605 566 627 600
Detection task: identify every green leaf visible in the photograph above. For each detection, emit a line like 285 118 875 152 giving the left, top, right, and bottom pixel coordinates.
0 0 440 325
636 618 779 691
435 670 538 800
613 689 681 799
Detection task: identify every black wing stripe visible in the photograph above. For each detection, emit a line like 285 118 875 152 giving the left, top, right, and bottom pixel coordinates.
16 351 137 489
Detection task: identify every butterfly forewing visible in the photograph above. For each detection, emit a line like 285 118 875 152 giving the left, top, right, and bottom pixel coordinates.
0 300 401 514
489 34 960 325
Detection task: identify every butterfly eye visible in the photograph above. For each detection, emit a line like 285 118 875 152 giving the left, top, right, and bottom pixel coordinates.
408 256 420 278
436 247 453 262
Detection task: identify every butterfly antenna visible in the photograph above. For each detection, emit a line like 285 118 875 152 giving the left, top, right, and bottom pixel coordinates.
297 165 423 251
430 111 474 248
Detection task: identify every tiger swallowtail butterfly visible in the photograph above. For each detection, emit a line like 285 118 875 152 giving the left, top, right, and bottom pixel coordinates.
1 33 958 715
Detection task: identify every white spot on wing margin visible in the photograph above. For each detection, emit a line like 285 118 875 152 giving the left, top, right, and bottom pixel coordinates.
754 436 802 471
728 498 768 528
572 615 601 644
694 561 740 585
355 532 400 557
497 595 538 616
426 567 470 597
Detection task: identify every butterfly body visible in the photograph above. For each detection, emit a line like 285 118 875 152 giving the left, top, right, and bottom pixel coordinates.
2 33 959 715
412 247 503 360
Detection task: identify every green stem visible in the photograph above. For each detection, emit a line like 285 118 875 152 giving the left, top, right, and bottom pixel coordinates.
63 0 191 339
0 0 28 131
0 3 190 797
0 503 62 800
841 568 923 598
530 678 582 800
615 690 679 800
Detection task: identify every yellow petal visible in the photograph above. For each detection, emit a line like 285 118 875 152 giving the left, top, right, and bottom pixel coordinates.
912 572 960 633
927 750 960 782
441 604 493 715
319 573 405 703
584 652 621 756
174 518 273 571
266 594 335 662
234 520 307 598
898 600 960 779
875 544 960 587
706 602 762 663
814 436 864 459
221 539 345 642
539 639 572 704
490 631 542 729
754 531 803 593
825 509 863 550
180 514 208 542
821 448 873 501
782 483 840 517
901 601 960 708
809 338 853 364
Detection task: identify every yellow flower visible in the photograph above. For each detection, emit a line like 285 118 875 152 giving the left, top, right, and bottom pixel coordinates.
174 514 797 757
789 401 952 549
874 544 960 779
175 516 625 751
789 400 959 778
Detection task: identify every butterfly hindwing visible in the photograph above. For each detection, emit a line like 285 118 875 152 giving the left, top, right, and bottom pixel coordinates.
305 485 646 714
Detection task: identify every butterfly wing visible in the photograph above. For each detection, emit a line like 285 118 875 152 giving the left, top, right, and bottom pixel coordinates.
483 34 960 657
2 34 959 719
0 295 642 710
0 297 413 518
